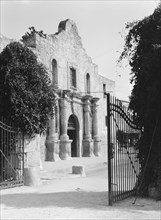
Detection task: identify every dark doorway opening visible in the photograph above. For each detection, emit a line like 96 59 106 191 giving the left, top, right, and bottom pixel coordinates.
68 129 77 157
67 115 78 157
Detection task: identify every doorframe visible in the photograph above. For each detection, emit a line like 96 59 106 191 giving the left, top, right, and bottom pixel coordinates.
67 114 79 157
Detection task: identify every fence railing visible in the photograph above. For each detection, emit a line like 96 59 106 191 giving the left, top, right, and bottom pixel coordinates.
0 116 24 189
106 94 142 205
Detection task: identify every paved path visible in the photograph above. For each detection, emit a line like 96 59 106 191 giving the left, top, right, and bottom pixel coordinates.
1 160 161 220
40 155 107 179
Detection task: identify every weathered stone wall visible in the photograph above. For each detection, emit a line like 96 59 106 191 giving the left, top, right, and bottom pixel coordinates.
24 19 115 156
0 19 115 159
24 135 40 168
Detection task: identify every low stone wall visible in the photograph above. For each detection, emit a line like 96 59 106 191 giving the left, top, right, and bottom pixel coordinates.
24 134 41 168
40 132 47 162
24 134 41 186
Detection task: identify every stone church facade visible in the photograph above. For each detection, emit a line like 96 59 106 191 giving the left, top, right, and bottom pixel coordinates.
0 19 115 164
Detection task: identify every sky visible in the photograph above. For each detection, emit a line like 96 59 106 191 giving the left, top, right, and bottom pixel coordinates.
0 0 159 101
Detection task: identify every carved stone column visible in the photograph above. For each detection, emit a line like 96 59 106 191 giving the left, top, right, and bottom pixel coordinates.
45 110 60 161
59 92 72 160
82 95 93 157
92 97 101 156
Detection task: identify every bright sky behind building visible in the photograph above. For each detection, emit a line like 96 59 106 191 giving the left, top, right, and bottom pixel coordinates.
1 0 159 100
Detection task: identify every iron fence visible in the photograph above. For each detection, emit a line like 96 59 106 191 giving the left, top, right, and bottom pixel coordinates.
0 116 24 189
106 94 142 205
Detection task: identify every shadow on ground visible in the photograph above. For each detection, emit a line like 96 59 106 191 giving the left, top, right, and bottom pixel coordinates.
1 190 160 212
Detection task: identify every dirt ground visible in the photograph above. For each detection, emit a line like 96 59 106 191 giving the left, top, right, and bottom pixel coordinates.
1 167 161 220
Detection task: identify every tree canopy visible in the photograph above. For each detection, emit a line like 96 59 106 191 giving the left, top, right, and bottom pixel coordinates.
0 42 56 136
119 4 161 195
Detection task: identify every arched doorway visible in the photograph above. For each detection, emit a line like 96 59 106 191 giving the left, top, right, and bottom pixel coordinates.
67 115 79 157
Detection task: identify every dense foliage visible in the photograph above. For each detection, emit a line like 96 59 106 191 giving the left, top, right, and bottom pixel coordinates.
0 42 56 136
119 4 161 195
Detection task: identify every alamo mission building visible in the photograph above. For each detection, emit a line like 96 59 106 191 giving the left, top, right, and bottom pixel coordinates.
0 19 115 168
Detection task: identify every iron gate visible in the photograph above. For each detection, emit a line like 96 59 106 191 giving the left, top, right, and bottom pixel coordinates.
0 116 24 189
106 94 142 205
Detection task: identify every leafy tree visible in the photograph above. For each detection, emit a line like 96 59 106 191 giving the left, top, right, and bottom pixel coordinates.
0 42 56 136
119 4 161 195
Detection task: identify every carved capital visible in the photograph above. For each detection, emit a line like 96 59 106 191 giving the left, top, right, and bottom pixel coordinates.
60 98 67 109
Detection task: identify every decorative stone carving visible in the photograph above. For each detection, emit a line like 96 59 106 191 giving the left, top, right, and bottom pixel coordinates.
82 95 93 157
92 97 101 156
83 95 92 140
46 116 60 161
59 139 72 160
59 93 72 159
60 97 69 141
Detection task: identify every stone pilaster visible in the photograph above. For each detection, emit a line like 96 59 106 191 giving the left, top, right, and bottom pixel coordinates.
92 97 101 156
59 92 72 160
46 115 60 161
82 95 93 157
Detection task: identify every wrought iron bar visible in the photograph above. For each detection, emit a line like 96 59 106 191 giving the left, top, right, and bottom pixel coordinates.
106 93 112 206
0 116 24 189
107 94 142 205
